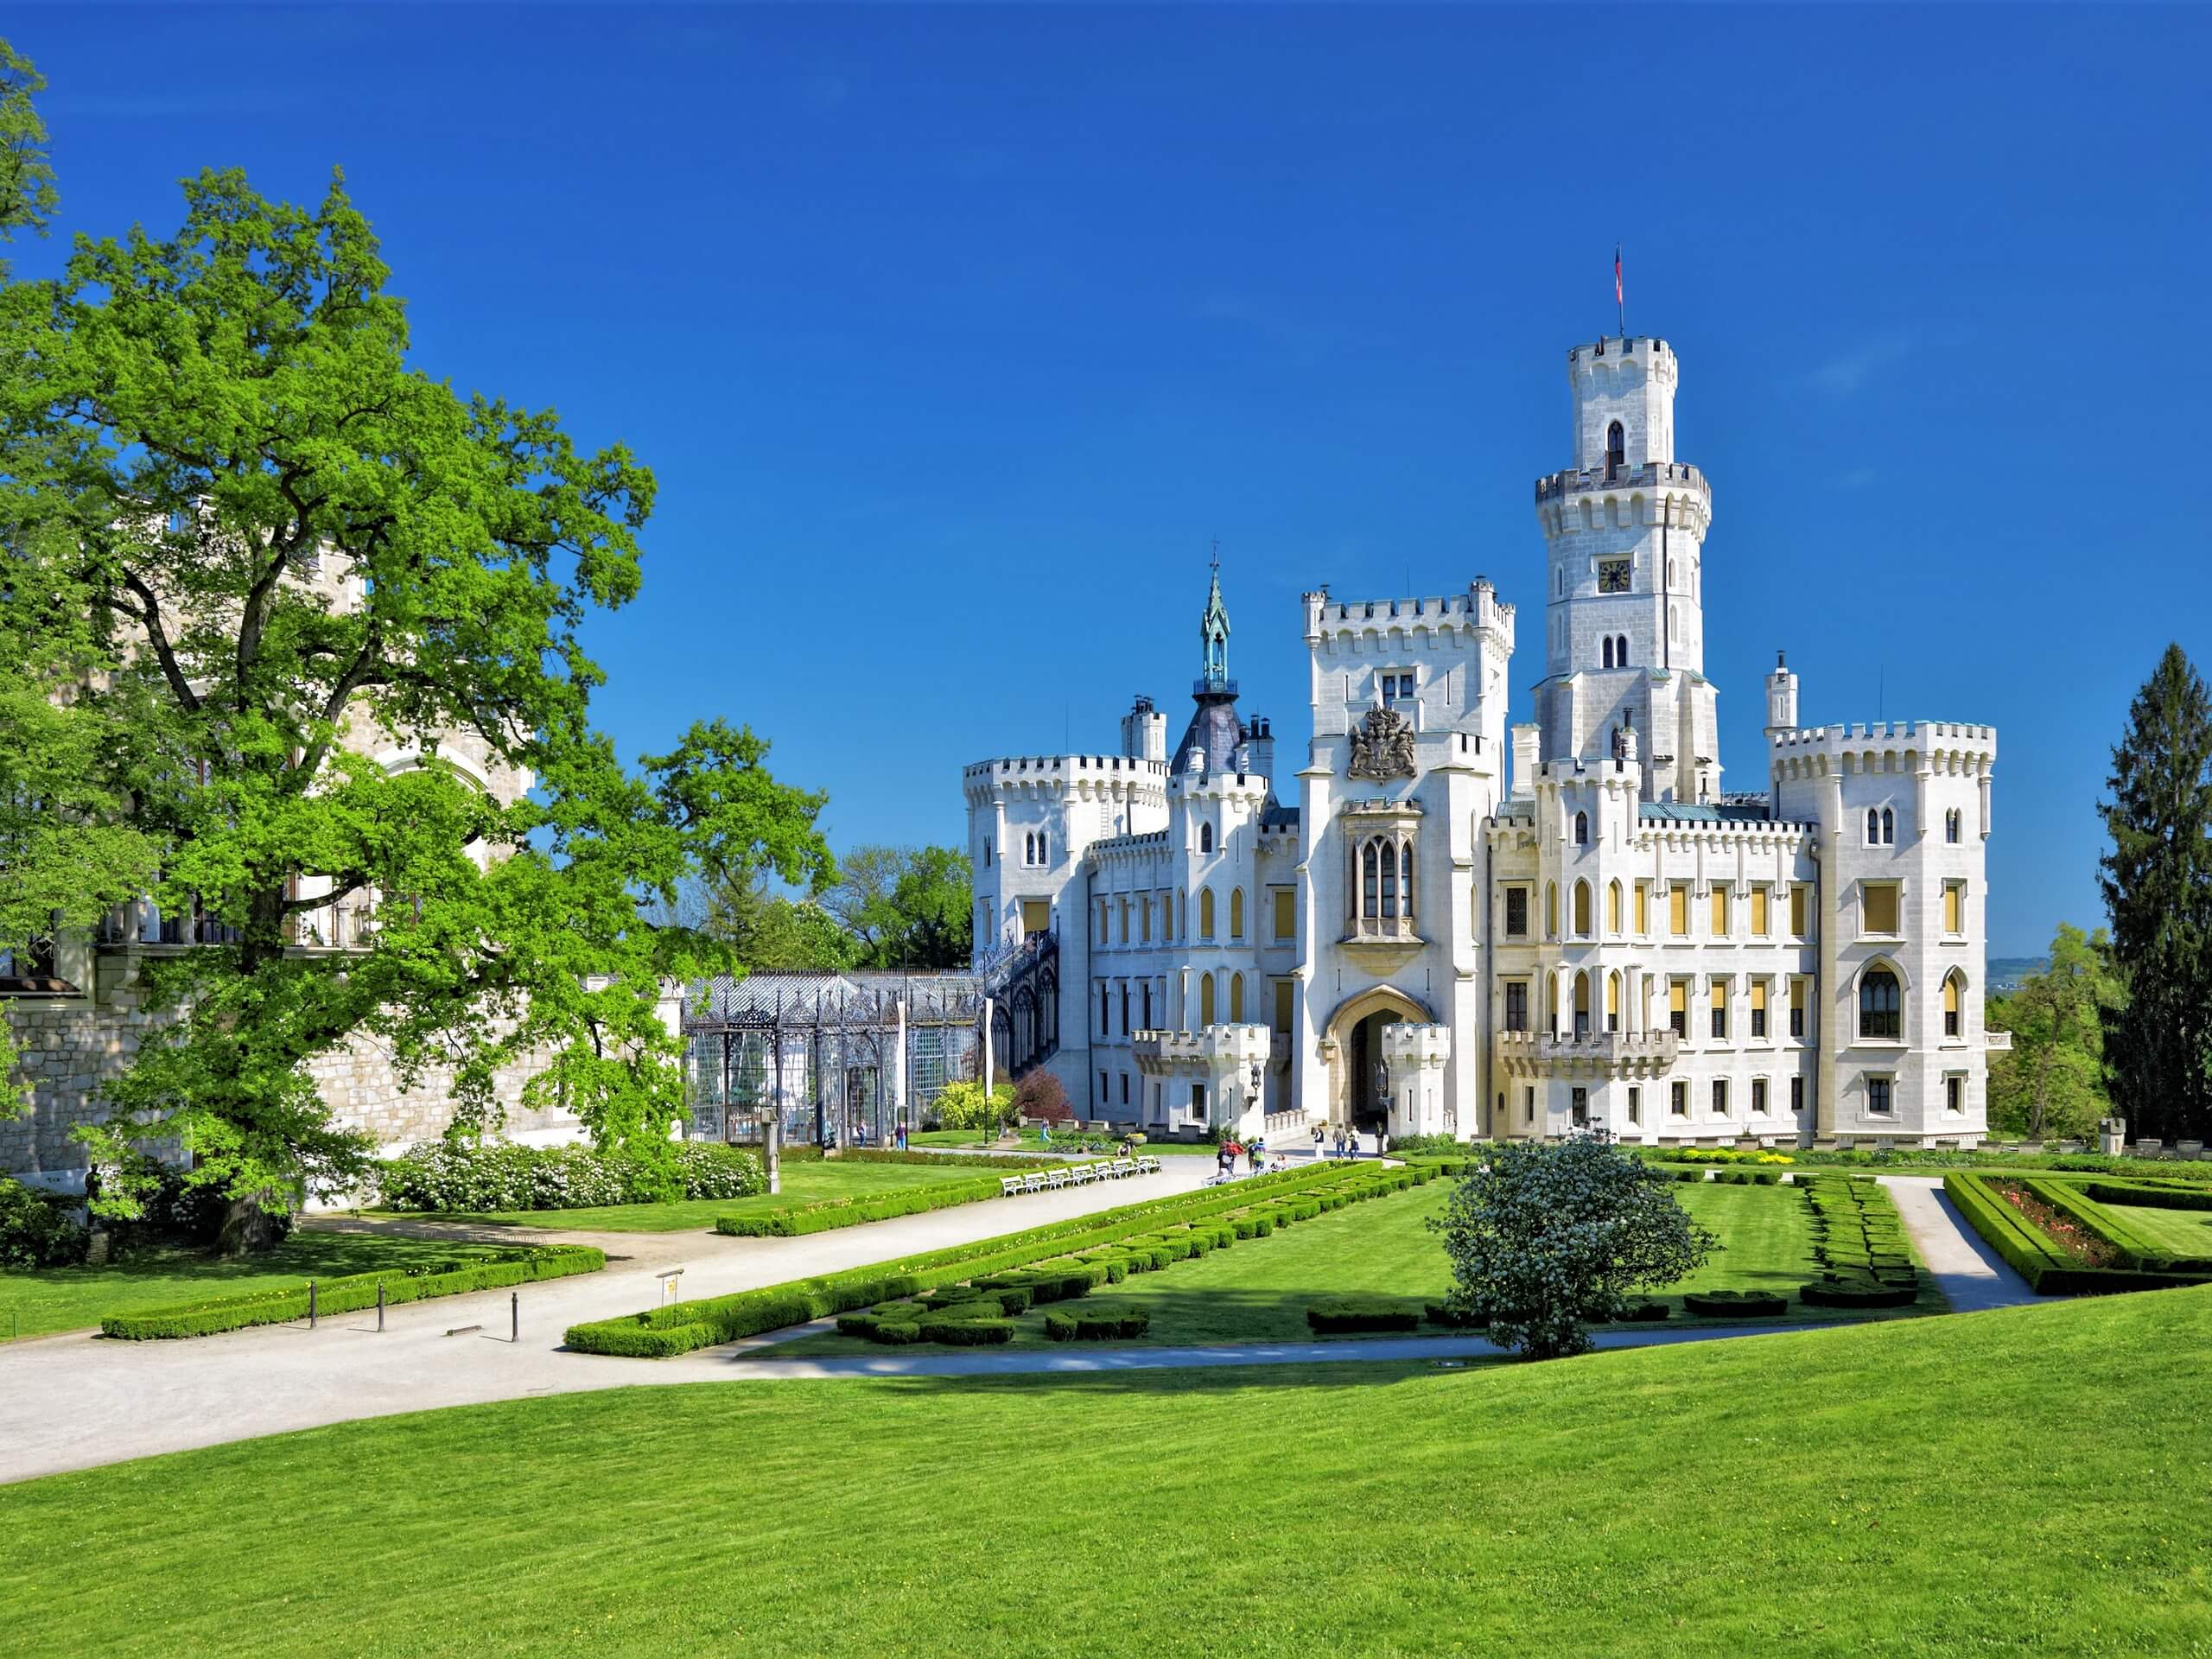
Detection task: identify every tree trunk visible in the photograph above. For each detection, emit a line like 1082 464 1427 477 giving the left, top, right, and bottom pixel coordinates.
215 1192 283 1257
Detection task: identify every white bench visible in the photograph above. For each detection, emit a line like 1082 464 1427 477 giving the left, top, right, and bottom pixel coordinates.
1020 1173 1046 1195
999 1176 1022 1198
1071 1165 1096 1185
1109 1159 1136 1179
1046 1168 1071 1191
1138 1156 1162 1176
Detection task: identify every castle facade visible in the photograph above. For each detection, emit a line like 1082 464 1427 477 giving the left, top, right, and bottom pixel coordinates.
965 333 2001 1148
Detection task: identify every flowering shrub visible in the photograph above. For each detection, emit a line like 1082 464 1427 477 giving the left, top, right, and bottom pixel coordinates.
378 1141 765 1213
0 1176 89 1268
1993 1179 2124 1268
1432 1130 1718 1360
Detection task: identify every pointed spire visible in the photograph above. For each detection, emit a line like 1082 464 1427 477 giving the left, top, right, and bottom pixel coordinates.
1199 541 1231 689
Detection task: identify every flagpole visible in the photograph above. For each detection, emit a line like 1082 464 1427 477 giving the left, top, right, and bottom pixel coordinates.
1616 242 1624 338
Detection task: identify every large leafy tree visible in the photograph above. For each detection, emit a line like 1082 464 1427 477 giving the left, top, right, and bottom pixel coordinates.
0 148 832 1244
1986 924 2123 1143
2097 644 2212 1145
1431 1131 1717 1360
823 843 973 969
0 40 161 1106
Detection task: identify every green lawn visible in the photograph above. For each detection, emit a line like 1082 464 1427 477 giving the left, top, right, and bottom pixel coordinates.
6 1288 2208 1655
775 1175 1929 1356
2100 1201 2212 1258
366 1160 989 1235
0 1230 507 1342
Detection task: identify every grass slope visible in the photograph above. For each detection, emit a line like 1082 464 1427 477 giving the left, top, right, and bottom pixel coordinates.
368 1160 986 1234
0 1231 506 1342
3 1290 2206 1655
2101 1201 2212 1258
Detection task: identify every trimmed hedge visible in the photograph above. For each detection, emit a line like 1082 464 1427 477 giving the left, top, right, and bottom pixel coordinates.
1615 1300 1671 1322
1422 1300 1484 1329
1800 1279 1918 1310
1306 1295 1421 1335
569 1163 1360 1356
1798 1175 1924 1300
2018 1178 2212 1274
1942 1173 2212 1294
2081 1180 2212 1213
1681 1289 1787 1319
1043 1307 1151 1341
101 1245 607 1340
778 1147 1058 1172
915 1316 1015 1345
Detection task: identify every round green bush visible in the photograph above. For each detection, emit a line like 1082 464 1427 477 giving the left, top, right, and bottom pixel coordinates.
1616 1300 1671 1322
868 1320 923 1345
1682 1289 1789 1319
1043 1306 1152 1341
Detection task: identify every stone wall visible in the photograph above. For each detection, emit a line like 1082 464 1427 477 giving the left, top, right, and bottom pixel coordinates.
3 965 582 1195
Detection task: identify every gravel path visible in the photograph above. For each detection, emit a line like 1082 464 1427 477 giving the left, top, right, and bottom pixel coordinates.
0 1162 2037 1486
1878 1174 2039 1312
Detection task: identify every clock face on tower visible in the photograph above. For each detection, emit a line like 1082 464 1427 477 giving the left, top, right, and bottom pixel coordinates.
1598 559 1631 594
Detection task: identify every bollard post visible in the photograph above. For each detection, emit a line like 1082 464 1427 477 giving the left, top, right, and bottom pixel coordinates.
511 1290 518 1344
377 1281 385 1332
308 1280 317 1331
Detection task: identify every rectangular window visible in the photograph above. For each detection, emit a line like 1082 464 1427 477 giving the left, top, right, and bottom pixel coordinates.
1100 1070 1109 1103
1789 976 1808 1039
1272 887 1295 941
1120 1073 1130 1106
1751 1077 1768 1116
1751 886 1770 938
1140 898 1152 943
1636 882 1649 934
1709 887 1729 938
1118 898 1130 943
1670 1081 1688 1116
1273 978 1294 1034
1504 887 1529 938
1571 1087 1589 1128
1867 1076 1893 1116
1791 1076 1805 1116
1627 1085 1642 1126
1504 981 1529 1033
1944 881 1965 935
1524 1087 1535 1126
1946 1075 1964 1115
1709 977 1729 1040
1669 979 1688 1037
1862 882 1900 936
1751 979 1768 1038
1712 1079 1729 1116
1382 671 1415 705
1790 883 1810 938
1669 886 1688 938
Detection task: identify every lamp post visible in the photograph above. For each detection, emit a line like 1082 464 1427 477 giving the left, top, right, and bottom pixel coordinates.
1371 1057 1389 1157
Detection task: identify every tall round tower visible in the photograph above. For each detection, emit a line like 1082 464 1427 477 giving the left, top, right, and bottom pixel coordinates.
1531 334 1719 804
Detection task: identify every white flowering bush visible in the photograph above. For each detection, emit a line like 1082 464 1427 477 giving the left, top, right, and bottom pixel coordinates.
1431 1129 1719 1360
378 1140 765 1213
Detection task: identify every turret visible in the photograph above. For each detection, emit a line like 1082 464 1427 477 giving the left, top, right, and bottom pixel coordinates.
1121 695 1166 765
1765 652 1800 735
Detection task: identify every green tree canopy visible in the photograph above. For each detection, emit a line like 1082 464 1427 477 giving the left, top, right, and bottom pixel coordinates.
822 843 973 969
1986 924 2123 1143
0 143 832 1243
2098 644 2212 1144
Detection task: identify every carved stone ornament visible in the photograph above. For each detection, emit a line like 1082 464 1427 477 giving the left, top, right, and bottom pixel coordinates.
1346 704 1417 780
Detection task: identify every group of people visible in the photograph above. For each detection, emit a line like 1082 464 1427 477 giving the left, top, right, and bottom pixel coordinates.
1313 1122 1375 1160
1216 1137 1268 1179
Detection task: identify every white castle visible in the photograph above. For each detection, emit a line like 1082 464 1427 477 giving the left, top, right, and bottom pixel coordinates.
964 333 2002 1148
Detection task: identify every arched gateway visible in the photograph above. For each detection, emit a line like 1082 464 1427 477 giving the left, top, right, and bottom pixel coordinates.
1319 985 1433 1134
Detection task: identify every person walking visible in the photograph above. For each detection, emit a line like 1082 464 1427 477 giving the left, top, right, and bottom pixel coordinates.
1312 1122 1325 1160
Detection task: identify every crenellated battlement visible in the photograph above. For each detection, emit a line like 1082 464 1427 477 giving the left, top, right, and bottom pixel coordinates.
1301 579 1515 650
1567 334 1677 381
1765 721 1999 784
1535 459 1707 504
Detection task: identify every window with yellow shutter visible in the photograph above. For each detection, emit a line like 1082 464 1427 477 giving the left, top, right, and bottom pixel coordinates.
1636 883 1649 934
1789 883 1809 938
1669 979 1688 1035
1710 887 1729 938
1669 886 1688 937
1272 887 1295 941
1751 886 1770 937
1862 882 1899 936
1944 881 1964 934
1751 978 1768 1038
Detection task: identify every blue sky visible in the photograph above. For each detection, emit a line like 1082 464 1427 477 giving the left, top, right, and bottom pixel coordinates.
11 4 2209 956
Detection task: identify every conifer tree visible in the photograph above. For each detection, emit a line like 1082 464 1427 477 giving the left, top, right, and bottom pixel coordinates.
2097 644 2212 1143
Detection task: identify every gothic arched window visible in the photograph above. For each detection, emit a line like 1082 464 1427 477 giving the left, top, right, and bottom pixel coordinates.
1616 634 1629 666
1602 637 1614 670
1859 968 1902 1039
1943 969 1965 1038
1866 809 1881 845
1573 880 1592 938
1946 808 1962 843
1881 808 1895 845
1229 887 1245 940
1199 822 1214 855
1574 810 1589 846
1198 887 1216 940
1606 421 1624 469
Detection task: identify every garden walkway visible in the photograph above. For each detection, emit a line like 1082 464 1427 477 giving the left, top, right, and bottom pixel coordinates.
0 1164 2037 1485
1878 1175 2037 1312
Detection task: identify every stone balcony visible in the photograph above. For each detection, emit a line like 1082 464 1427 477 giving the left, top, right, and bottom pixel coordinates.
1495 1027 1680 1078
1985 1030 2012 1052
